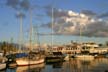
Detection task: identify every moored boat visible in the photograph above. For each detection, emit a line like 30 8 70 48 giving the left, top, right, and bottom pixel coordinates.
105 53 108 58
45 56 63 64
45 52 64 64
0 63 6 70
0 57 7 70
6 54 17 68
16 58 44 66
16 62 45 72
75 54 94 61
16 7 45 66
16 52 44 66
8 62 17 68
0 52 7 70
64 54 70 61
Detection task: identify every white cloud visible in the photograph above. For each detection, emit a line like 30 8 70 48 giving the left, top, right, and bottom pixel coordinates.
43 8 108 37
68 10 79 16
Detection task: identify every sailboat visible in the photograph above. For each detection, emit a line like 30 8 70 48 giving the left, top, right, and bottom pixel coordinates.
16 62 45 72
16 8 44 66
0 59 6 70
6 38 17 68
0 52 7 70
45 8 65 64
16 54 44 66
74 22 94 61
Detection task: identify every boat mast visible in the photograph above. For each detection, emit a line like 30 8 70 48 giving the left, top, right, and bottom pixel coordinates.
29 8 33 51
19 13 23 53
80 23 82 44
33 25 40 51
10 37 13 52
36 26 40 49
51 7 54 51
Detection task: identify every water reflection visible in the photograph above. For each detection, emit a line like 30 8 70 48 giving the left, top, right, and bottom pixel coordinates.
52 62 63 68
5 58 108 72
16 63 45 72
62 58 108 72
6 68 16 72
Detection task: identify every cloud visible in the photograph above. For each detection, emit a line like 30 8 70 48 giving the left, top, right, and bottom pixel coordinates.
41 9 108 37
6 0 30 10
44 6 69 18
6 0 31 18
83 21 108 37
16 11 25 18
40 22 52 28
20 0 30 10
98 12 108 18
81 10 96 17
6 0 19 9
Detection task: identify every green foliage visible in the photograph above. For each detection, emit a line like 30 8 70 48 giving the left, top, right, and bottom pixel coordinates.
105 41 108 46
0 41 18 52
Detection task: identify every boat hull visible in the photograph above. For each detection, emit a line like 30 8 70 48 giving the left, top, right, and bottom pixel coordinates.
0 63 6 70
75 55 94 61
16 58 44 66
8 62 17 68
64 55 70 61
16 63 45 72
105 54 108 58
45 56 64 64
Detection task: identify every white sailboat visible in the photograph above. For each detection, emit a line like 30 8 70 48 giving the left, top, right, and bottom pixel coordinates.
45 8 65 64
16 8 44 66
16 56 44 66
0 52 7 70
0 63 6 70
16 63 44 72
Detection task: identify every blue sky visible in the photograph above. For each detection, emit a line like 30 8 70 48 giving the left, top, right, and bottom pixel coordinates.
0 0 108 45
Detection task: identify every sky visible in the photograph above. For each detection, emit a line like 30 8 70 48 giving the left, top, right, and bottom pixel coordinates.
0 0 108 45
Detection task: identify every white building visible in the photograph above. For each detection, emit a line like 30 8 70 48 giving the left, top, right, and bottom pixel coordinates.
81 42 108 54
49 42 82 56
62 44 81 56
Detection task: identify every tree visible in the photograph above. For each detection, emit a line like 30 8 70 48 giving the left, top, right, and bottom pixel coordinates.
105 41 108 46
98 43 103 47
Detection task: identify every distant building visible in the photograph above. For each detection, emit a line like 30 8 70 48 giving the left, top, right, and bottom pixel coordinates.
90 47 108 54
45 41 108 55
47 42 82 56
81 42 99 53
62 43 81 56
81 42 108 54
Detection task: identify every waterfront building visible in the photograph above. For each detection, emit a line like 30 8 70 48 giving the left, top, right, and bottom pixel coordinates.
49 42 82 56
90 47 108 54
81 42 108 54
81 42 99 51
62 43 81 56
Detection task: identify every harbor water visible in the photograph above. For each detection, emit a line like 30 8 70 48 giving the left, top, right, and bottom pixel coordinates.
1 58 108 72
